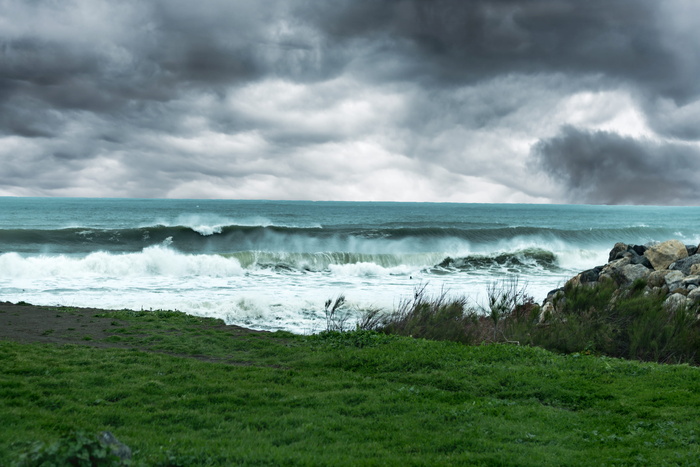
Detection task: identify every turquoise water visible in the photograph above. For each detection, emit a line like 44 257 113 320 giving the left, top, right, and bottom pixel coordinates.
2 198 699 331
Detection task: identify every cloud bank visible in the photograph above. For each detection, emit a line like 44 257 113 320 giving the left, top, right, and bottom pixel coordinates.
1 0 700 204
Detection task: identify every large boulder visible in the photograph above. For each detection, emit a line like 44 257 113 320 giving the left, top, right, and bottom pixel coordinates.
608 242 629 262
630 255 653 268
630 244 647 256
597 258 629 284
580 266 603 283
664 293 689 312
618 263 651 285
644 240 688 270
647 269 674 288
664 270 686 293
670 254 700 275
688 288 700 302
683 275 700 287
607 243 649 263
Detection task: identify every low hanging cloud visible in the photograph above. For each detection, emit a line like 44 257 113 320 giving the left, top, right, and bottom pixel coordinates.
533 126 700 205
1 0 700 202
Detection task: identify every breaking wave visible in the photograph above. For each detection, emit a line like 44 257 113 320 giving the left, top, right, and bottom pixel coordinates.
0 245 593 280
0 246 246 279
0 222 682 257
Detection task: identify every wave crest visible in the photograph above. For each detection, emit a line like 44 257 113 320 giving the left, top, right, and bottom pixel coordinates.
436 248 559 272
0 246 245 279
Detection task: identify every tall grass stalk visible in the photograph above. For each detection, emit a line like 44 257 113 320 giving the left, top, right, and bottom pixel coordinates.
324 295 350 332
484 276 530 342
379 285 482 344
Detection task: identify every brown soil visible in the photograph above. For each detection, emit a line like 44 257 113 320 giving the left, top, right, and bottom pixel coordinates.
0 301 263 355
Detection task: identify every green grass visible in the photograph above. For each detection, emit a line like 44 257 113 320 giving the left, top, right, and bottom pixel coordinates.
2 310 700 465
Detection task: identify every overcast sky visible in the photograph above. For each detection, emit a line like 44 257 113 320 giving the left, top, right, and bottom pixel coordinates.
2 0 700 204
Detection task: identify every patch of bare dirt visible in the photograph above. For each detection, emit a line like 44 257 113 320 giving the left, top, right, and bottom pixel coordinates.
0 302 269 365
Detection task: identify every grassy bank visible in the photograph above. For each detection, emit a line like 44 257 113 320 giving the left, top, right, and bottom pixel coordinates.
368 280 700 366
2 307 700 465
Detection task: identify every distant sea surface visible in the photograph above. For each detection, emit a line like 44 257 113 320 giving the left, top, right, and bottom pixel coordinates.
2 198 699 332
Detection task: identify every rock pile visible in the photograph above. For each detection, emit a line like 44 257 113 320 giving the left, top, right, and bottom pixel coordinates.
542 239 700 318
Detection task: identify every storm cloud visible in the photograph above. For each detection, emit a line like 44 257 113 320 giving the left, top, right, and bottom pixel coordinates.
534 126 700 205
1 0 700 203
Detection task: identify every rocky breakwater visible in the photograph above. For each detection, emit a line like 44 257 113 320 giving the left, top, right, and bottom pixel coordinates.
542 239 700 318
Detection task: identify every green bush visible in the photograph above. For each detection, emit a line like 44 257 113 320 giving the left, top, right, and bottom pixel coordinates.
530 282 700 364
14 431 130 466
378 286 487 344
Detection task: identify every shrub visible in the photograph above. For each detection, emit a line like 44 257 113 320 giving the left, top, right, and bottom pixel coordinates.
355 307 386 331
484 277 532 342
379 286 483 344
14 431 130 466
530 282 700 364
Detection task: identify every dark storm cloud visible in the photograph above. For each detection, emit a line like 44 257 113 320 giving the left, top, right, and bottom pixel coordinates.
310 0 698 99
534 126 700 205
4 0 696 113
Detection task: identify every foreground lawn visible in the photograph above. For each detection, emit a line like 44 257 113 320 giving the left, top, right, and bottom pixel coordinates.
1 310 700 465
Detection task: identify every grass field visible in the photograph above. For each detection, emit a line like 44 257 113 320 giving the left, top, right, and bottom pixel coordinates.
2 307 700 465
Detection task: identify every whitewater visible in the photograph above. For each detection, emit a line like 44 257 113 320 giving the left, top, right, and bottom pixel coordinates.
2 198 700 333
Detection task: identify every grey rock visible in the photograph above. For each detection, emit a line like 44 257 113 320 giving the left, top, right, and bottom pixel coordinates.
565 274 583 289
669 254 700 275
664 293 689 312
647 270 673 288
546 287 564 302
601 258 631 276
619 263 651 285
630 244 647 256
683 275 700 287
539 301 555 323
608 242 629 262
664 270 686 292
580 267 602 283
597 273 613 284
630 255 653 268
688 288 700 302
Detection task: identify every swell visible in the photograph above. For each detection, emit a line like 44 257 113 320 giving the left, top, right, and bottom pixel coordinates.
0 223 683 255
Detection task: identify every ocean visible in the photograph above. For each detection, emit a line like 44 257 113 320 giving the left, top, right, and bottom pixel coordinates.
1 198 699 333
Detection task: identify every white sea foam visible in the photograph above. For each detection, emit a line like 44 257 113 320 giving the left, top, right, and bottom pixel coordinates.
0 246 245 279
555 247 608 270
328 262 415 278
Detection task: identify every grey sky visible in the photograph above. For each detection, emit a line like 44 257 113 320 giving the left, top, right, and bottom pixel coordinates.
1 0 699 204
